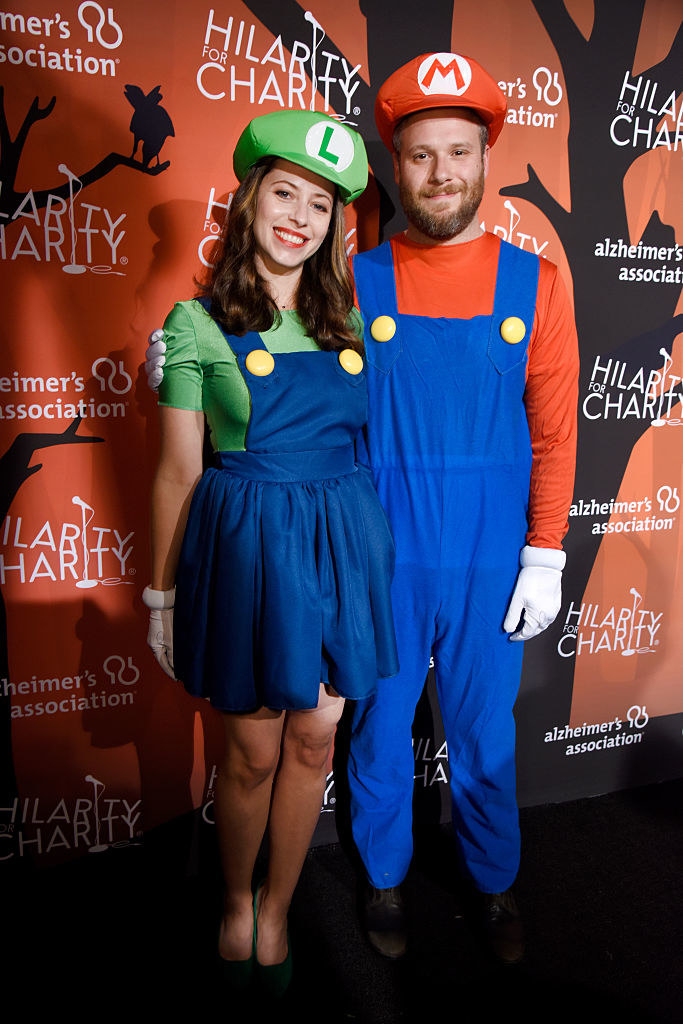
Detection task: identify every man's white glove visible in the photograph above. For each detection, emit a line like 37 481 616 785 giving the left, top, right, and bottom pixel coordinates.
142 586 176 678
145 329 167 392
503 546 566 642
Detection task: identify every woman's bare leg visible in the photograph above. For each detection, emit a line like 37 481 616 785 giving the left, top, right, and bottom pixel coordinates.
255 685 344 965
215 707 285 961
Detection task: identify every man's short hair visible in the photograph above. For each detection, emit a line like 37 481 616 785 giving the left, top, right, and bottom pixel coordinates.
392 109 489 156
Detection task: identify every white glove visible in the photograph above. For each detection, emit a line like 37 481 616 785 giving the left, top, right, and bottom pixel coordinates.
145 329 167 392
147 609 175 677
503 546 565 642
142 586 176 678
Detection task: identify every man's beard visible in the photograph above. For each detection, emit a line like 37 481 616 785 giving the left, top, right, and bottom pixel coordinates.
400 173 485 242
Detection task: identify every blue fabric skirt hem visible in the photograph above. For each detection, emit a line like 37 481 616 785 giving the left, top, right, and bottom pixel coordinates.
181 674 398 715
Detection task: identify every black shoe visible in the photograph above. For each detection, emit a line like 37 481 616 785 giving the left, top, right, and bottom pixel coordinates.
480 888 524 964
363 885 407 959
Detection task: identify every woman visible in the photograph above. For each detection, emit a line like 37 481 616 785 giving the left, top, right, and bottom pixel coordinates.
143 110 397 994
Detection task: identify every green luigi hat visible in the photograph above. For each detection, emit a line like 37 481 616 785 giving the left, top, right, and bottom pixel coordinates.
233 110 368 205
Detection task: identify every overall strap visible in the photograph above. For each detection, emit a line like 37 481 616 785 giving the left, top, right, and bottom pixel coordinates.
485 240 540 375
353 242 399 321
195 296 266 356
489 241 540 348
353 242 402 374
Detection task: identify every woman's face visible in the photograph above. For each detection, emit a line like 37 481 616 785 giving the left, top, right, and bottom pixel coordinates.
253 159 335 277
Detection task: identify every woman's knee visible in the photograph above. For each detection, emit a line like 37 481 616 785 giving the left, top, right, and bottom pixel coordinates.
284 727 336 771
218 708 284 788
220 745 279 788
284 698 344 771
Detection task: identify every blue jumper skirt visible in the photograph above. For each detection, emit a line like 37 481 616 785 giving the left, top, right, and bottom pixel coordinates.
173 321 398 713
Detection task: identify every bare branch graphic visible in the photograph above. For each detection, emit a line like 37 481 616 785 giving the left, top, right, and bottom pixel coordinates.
0 89 172 218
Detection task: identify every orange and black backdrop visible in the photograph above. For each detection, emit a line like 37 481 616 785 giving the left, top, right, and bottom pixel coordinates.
1 0 681 862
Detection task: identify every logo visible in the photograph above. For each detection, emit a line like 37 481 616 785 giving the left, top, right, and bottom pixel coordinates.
197 186 232 268
305 121 354 171
5 654 139 720
0 357 133 423
1 181 127 271
417 53 471 97
593 237 683 285
570 485 679 536
197 10 362 119
0 499 134 587
0 8 121 77
92 358 133 395
501 65 562 129
77 2 123 49
558 590 663 658
481 199 550 257
543 705 649 757
0 775 141 859
583 352 683 424
611 70 683 151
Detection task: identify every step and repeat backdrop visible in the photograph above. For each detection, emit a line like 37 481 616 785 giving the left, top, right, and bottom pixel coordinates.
1 0 681 862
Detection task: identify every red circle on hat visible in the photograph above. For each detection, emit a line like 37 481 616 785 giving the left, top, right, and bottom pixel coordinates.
375 52 507 150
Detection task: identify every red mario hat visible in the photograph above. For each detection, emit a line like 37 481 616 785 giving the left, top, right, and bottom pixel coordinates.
375 52 507 150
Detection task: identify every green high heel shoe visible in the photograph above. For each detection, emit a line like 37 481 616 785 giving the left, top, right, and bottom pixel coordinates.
253 885 293 998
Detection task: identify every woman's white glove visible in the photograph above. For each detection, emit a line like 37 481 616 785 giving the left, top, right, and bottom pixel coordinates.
142 586 176 678
145 330 167 392
503 546 566 641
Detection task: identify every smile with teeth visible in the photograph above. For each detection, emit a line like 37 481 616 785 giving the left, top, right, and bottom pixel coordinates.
273 227 309 247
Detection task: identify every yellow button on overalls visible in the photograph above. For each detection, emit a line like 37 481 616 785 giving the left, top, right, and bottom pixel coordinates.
245 350 275 376
500 317 526 344
370 316 396 342
339 349 364 375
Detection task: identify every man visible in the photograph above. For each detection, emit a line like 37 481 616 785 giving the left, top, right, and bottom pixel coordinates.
146 52 578 966
346 53 578 965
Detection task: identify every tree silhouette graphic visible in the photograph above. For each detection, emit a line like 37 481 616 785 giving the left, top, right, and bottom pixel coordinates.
0 84 174 218
499 1 683 739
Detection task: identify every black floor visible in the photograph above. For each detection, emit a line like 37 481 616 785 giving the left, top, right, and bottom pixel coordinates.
7 778 682 1022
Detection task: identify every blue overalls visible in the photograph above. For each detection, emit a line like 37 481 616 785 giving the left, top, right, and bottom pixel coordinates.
173 315 398 713
348 239 539 893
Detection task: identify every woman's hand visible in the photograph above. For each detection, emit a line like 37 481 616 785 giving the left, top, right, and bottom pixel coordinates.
147 607 176 678
143 585 176 679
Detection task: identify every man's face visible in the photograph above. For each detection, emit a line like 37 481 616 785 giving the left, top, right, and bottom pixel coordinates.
393 109 489 245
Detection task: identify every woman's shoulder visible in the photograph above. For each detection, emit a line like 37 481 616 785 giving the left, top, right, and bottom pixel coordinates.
163 298 211 335
163 299 236 364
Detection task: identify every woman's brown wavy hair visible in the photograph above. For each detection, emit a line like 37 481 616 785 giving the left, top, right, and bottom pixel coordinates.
197 159 363 354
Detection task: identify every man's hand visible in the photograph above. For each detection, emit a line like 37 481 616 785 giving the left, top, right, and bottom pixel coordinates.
503 546 565 641
145 329 167 392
